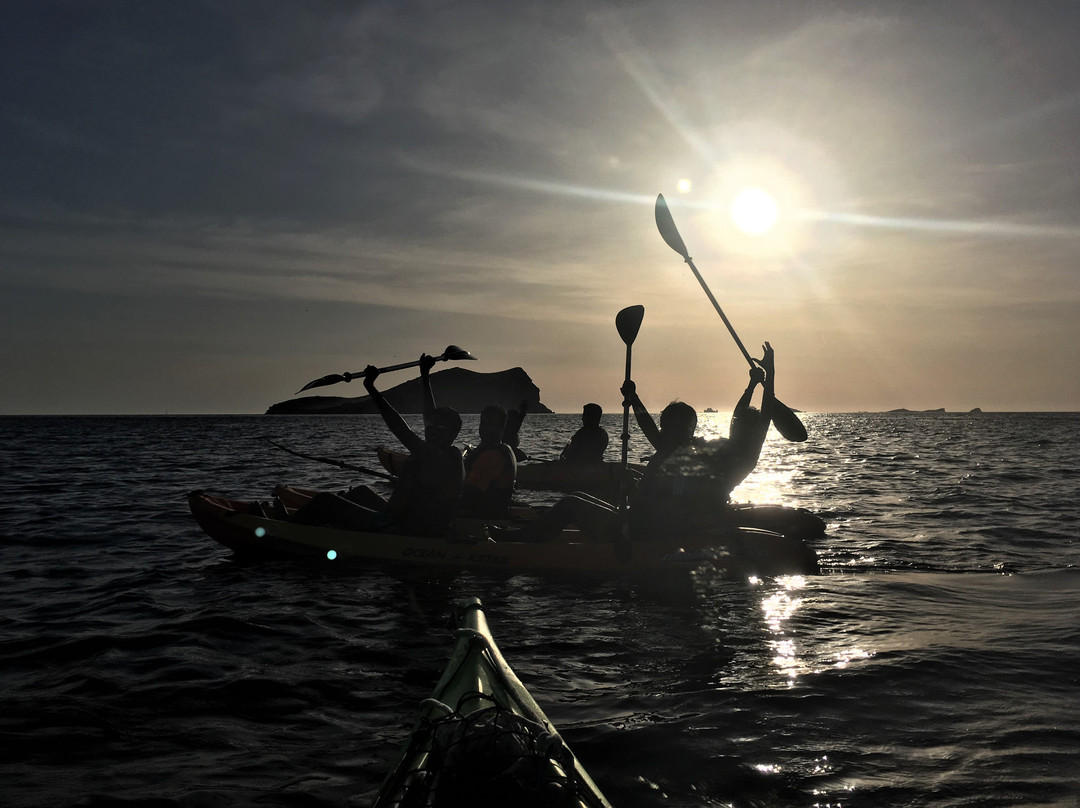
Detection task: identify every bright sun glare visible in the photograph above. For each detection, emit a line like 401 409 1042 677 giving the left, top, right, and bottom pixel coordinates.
730 187 779 236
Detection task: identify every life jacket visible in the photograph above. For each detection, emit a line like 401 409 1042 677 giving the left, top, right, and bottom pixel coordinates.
462 444 516 519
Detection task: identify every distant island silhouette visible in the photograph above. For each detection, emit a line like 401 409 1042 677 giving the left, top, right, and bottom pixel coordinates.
886 408 983 414
267 367 553 415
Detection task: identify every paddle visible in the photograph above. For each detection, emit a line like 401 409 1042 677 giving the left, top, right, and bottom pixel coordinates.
616 305 645 509
262 437 395 480
296 345 477 393
654 194 808 442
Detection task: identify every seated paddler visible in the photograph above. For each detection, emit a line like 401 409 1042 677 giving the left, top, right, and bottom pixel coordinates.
626 342 776 538
559 403 609 464
461 404 518 519
506 343 779 542
292 354 464 537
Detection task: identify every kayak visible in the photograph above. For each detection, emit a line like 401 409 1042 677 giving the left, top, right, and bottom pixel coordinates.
375 448 826 538
377 447 645 496
372 596 612 808
187 490 818 578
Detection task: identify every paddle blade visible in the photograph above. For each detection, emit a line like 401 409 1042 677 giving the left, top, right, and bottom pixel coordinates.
296 373 349 393
655 194 690 259
441 345 478 362
772 398 808 442
616 305 645 346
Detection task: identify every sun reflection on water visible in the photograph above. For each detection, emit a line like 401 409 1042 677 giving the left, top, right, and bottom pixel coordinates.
753 575 875 685
759 575 807 684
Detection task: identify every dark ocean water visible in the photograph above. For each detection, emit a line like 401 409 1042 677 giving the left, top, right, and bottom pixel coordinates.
2 412 1078 807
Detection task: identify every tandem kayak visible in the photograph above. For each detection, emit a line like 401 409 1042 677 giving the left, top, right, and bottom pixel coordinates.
372 597 612 808
377 447 645 497
187 491 818 578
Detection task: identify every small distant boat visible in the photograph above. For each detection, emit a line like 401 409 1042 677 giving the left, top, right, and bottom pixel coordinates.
187 490 819 578
371 596 613 807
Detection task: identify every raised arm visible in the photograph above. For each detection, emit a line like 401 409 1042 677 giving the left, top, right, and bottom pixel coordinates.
418 353 438 438
732 364 764 418
502 399 528 445
364 364 423 453
758 341 775 426
730 342 774 451
622 380 661 450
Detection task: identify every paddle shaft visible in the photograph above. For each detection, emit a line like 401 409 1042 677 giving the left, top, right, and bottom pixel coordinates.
621 341 633 468
344 354 441 380
263 438 394 480
682 255 755 368
684 253 807 440
297 345 475 393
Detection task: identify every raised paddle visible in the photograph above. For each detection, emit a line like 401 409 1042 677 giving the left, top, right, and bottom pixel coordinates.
654 194 808 442
296 345 477 393
616 305 645 509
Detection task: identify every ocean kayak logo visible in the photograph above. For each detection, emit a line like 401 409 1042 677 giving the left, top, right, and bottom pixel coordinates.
400 546 509 566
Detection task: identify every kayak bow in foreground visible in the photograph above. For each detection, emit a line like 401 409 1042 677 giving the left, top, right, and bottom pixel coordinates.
372 596 612 807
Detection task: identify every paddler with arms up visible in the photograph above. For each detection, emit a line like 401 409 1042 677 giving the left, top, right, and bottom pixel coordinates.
626 342 774 539
293 354 464 537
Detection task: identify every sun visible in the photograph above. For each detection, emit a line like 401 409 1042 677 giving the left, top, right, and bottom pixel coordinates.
730 187 779 236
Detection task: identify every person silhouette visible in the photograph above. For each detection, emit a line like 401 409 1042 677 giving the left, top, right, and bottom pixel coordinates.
461 404 518 519
559 403 609 464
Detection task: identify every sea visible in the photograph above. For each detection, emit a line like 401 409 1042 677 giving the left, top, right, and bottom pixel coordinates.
2 411 1078 808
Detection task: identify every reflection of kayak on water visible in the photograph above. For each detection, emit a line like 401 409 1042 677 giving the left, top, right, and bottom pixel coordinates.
375 447 827 539
372 596 613 808
187 488 819 578
377 446 645 495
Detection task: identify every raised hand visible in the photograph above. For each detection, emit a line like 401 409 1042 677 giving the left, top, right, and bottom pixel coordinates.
362 364 381 388
757 342 775 377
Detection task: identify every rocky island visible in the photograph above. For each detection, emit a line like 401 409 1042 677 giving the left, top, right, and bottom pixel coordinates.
266 367 552 415
886 408 983 413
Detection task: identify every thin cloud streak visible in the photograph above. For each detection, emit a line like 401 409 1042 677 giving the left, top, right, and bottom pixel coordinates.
798 210 1080 240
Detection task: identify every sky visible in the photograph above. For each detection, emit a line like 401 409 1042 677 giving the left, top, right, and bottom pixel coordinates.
2 0 1079 415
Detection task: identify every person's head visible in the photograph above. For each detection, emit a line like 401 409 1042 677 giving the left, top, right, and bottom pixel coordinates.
582 403 603 426
658 401 697 449
478 404 507 444
426 407 462 447
729 406 764 445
